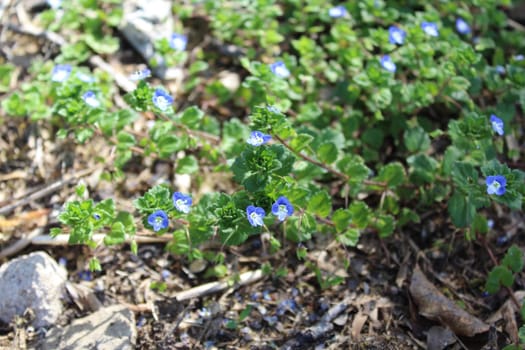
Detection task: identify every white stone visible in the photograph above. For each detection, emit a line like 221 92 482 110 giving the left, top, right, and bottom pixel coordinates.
0 251 67 328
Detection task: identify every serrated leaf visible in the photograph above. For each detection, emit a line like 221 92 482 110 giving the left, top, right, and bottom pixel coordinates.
116 131 136 151
337 228 360 246
375 162 405 188
332 208 352 232
404 126 430 153
180 106 204 128
317 142 338 164
290 134 314 152
448 192 475 228
307 191 331 217
176 155 199 174
485 265 513 294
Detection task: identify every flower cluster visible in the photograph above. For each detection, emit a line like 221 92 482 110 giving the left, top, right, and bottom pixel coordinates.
145 192 193 232
246 196 294 227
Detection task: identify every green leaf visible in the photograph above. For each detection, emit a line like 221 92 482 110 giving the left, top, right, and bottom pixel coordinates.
448 192 475 228
50 227 62 237
502 245 524 273
176 155 199 174
349 202 371 229
180 106 204 128
134 185 172 214
317 142 338 164
332 209 352 232
404 126 430 153
89 257 102 271
375 162 406 188
307 191 332 217
290 133 315 152
104 222 126 245
116 131 136 151
485 265 514 294
337 228 360 246
374 214 395 238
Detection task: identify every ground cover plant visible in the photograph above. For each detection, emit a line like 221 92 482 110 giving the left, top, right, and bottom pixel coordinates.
1 0 525 348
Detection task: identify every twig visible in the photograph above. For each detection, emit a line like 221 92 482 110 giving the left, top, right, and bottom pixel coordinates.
273 135 386 188
30 233 172 246
174 269 264 301
0 167 96 216
0 227 43 260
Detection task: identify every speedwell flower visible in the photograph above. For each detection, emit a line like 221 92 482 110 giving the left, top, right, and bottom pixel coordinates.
328 5 347 18
380 55 396 73
486 175 507 196
490 114 504 136
172 192 192 214
270 61 290 79
129 68 152 81
455 18 471 35
152 88 173 111
147 210 169 231
47 0 61 9
170 33 187 51
51 64 71 82
75 72 96 83
246 205 266 227
421 22 439 37
514 54 524 61
271 196 294 222
82 91 101 108
247 131 271 146
388 26 406 45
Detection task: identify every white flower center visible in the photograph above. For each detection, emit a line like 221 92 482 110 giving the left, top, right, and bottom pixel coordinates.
392 31 403 43
250 212 263 226
155 96 169 110
277 205 288 221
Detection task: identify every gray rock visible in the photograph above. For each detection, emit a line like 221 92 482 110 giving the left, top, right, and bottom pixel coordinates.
40 305 136 350
0 251 67 328
119 0 183 80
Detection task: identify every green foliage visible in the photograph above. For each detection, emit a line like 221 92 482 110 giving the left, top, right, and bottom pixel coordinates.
485 244 523 294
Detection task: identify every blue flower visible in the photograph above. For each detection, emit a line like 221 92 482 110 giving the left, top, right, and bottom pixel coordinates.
271 196 294 221
172 192 192 214
490 114 504 136
129 68 152 81
514 54 524 61
328 5 347 18
455 18 471 35
147 210 169 232
170 34 188 51
421 22 439 37
76 72 96 83
486 175 507 196
152 88 174 111
82 91 101 108
93 213 101 220
247 131 271 146
270 61 290 79
51 64 71 82
495 65 505 75
388 26 406 45
380 55 396 73
246 205 266 227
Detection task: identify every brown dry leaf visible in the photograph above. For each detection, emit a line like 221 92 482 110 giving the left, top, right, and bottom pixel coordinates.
409 265 489 337
351 312 368 339
502 302 519 344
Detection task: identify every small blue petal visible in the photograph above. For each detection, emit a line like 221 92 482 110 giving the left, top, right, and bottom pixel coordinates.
246 205 266 227
147 210 169 231
486 175 507 196
269 61 290 79
388 26 406 45
172 192 192 214
82 91 101 108
514 54 524 61
170 34 187 51
421 22 439 37
152 89 174 111
129 68 152 81
51 64 72 82
247 131 271 146
380 55 396 73
328 5 347 18
47 0 61 9
455 18 471 35
490 114 504 136
271 196 294 221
